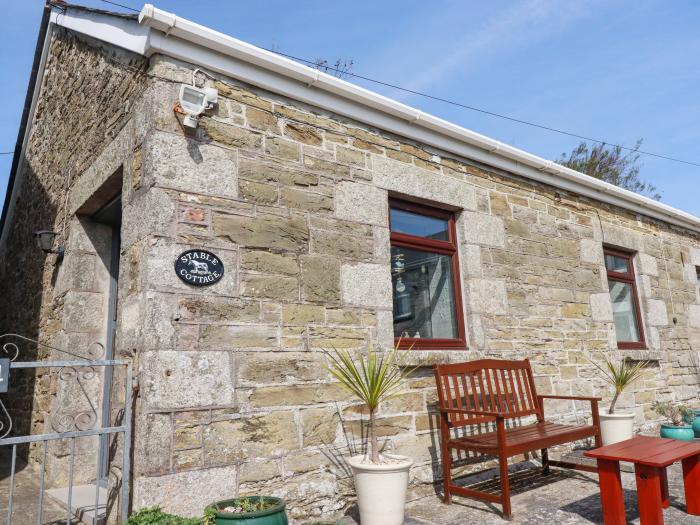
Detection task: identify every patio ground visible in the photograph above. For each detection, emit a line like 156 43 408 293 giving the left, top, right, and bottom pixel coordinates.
340 457 698 525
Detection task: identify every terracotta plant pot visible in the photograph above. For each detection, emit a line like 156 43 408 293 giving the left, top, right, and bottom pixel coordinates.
347 454 413 525
599 409 635 446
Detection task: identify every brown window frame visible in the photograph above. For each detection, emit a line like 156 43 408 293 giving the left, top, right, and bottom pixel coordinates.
604 247 646 350
389 198 467 350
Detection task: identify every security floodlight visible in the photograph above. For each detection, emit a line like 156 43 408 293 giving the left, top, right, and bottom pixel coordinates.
34 230 64 262
179 85 218 128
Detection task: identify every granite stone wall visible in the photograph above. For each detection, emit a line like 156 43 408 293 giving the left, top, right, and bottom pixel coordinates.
124 56 700 520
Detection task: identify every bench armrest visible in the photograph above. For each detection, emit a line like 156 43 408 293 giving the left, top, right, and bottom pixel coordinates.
538 395 602 402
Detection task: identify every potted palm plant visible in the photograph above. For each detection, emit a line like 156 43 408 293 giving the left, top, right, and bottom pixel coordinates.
324 343 415 525
652 401 695 441
591 357 648 445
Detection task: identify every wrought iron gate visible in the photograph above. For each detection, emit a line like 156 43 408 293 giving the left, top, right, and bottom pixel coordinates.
0 334 132 524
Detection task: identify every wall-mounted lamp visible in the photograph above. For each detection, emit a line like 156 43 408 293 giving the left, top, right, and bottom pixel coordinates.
179 84 218 128
34 230 64 262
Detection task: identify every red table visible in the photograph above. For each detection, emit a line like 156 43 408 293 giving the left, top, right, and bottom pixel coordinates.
585 435 700 525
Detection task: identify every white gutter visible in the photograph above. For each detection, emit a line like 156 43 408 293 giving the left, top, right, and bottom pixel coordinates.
106 5 700 233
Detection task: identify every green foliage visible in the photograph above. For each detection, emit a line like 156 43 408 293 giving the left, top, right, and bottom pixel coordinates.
652 401 693 426
126 507 202 525
202 507 217 525
557 140 661 200
324 342 416 463
590 358 648 414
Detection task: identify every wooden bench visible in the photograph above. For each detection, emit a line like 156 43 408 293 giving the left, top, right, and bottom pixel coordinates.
434 358 602 520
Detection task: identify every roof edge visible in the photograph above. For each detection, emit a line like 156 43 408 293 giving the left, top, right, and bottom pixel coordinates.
136 4 700 234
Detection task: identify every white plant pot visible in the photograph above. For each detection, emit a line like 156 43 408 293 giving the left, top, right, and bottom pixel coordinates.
599 409 635 446
347 454 413 525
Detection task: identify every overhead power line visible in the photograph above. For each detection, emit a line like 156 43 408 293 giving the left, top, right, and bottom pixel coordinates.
0 152 14 155
41 0 700 170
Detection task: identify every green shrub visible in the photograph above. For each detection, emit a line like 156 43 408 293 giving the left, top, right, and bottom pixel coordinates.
126 507 203 525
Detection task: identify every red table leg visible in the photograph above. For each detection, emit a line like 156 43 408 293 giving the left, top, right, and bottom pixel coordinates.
660 467 669 509
597 459 626 525
682 454 700 515
635 463 664 525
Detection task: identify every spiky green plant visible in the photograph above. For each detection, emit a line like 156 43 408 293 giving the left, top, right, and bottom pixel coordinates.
590 357 649 414
324 343 415 463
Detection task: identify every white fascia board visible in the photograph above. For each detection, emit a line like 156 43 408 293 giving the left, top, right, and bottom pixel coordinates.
50 7 150 55
131 5 698 233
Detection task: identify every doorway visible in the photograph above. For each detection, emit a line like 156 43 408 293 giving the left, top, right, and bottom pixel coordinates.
92 195 121 485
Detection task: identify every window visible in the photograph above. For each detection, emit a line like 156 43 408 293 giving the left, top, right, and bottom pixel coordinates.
604 248 645 349
696 267 700 290
389 199 465 349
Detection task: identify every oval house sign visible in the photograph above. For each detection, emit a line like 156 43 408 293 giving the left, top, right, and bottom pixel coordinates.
175 249 224 287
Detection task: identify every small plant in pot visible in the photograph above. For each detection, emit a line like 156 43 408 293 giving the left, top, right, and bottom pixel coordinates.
324 343 416 525
591 357 648 446
652 401 695 441
204 496 288 525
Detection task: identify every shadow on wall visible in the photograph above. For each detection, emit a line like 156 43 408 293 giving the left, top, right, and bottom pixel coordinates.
0 162 59 475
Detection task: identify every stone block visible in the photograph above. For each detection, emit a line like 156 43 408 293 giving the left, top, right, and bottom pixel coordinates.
372 156 476 210
144 131 238 198
646 299 668 326
133 465 238 517
203 412 299 464
241 250 299 275
237 351 329 384
240 180 278 204
249 383 352 407
239 157 317 186
580 238 603 264
303 155 351 178
134 413 171 476
301 255 340 303
690 247 700 266
689 304 700 328
590 293 613 322
340 262 392 308
63 291 104 332
345 415 412 438
178 297 260 323
239 460 281 483
199 116 263 150
282 304 326 324
284 122 323 145
280 187 333 212
335 181 388 226
240 274 299 300
467 279 507 314
213 213 309 252
246 107 278 133
462 212 505 247
265 136 300 161
140 350 235 410
308 326 368 349
600 224 643 251
301 407 340 446
311 230 373 261
200 325 279 349
637 253 658 276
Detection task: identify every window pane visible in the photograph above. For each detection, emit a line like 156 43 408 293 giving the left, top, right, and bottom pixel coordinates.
608 280 640 342
390 208 449 240
605 254 629 273
391 246 458 339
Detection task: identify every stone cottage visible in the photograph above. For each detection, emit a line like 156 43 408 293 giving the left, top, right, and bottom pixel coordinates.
1 1 699 521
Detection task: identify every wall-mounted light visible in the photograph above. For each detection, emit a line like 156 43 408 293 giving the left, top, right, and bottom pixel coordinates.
34 230 64 262
179 84 218 128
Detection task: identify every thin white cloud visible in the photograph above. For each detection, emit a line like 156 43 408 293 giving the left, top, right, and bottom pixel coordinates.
401 0 596 94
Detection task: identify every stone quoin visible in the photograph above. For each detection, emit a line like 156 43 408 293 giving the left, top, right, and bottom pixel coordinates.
0 2 699 522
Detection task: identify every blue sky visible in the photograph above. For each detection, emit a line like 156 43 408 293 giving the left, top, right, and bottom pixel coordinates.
2 0 699 215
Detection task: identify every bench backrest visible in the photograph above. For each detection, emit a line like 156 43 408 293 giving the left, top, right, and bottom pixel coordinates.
433 359 541 427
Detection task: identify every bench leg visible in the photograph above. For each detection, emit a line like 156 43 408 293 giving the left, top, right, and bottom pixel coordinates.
635 463 664 525
541 448 550 475
442 446 452 504
499 454 512 520
597 459 626 525
682 454 700 515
